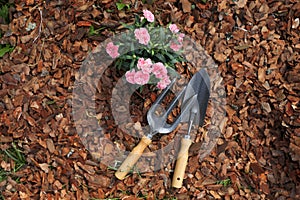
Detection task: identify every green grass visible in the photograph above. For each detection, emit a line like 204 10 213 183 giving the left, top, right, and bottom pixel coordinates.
0 44 14 57
0 143 26 182
116 1 130 11
216 178 231 187
107 165 118 171
0 168 6 182
88 25 105 36
0 3 9 23
0 2 14 58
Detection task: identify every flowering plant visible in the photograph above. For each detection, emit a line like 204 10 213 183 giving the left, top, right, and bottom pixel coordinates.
105 9 185 89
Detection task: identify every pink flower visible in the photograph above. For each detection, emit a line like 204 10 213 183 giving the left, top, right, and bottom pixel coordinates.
157 76 171 89
125 69 136 84
152 62 168 79
170 40 182 51
134 71 150 85
178 33 185 43
143 10 154 23
106 42 119 58
169 24 179 33
137 58 152 74
170 33 184 51
134 28 150 45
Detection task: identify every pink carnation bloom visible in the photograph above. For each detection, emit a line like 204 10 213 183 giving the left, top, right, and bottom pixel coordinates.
178 33 185 43
143 10 154 23
125 69 136 84
137 58 153 74
152 62 168 79
157 76 171 90
134 71 150 85
169 24 179 33
134 28 150 45
106 42 119 58
170 40 182 52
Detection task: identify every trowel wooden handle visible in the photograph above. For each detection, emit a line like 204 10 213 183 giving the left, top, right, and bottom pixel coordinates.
115 136 152 180
172 137 193 188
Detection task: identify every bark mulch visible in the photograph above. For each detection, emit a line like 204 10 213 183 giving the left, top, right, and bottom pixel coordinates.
0 0 299 199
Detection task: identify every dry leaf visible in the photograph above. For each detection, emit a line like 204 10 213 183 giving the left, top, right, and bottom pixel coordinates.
39 163 49 173
236 0 248 8
46 139 55 153
19 191 29 199
1 161 11 171
261 102 271 113
258 67 266 83
77 21 92 27
214 52 227 62
218 1 227 11
180 0 191 13
25 0 34 5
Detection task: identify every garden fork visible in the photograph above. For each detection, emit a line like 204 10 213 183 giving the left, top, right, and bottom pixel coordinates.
115 79 196 180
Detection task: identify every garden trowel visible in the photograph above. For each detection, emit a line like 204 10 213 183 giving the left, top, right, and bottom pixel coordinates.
172 68 210 188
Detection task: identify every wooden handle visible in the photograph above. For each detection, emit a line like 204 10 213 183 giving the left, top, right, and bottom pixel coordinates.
115 136 152 180
172 137 193 188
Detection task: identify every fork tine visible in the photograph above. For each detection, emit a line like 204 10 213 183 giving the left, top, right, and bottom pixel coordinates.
157 94 197 133
162 86 186 118
165 94 198 130
147 86 185 127
148 78 176 112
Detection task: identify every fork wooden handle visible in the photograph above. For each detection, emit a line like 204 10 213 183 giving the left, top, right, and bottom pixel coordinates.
172 137 193 188
115 136 152 180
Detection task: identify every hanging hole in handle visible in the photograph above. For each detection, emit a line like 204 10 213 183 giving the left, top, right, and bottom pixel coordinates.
177 177 181 180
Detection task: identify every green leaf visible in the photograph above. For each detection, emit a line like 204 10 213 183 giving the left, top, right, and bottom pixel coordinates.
116 2 128 10
159 28 165 42
88 25 95 36
129 59 135 69
46 100 56 105
124 55 133 59
120 22 131 29
155 54 166 63
88 25 105 36
165 51 175 60
170 59 179 64
116 59 125 70
106 9 114 13
216 178 231 187
0 45 13 57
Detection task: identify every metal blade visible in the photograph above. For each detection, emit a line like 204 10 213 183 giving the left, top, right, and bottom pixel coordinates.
181 68 210 127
